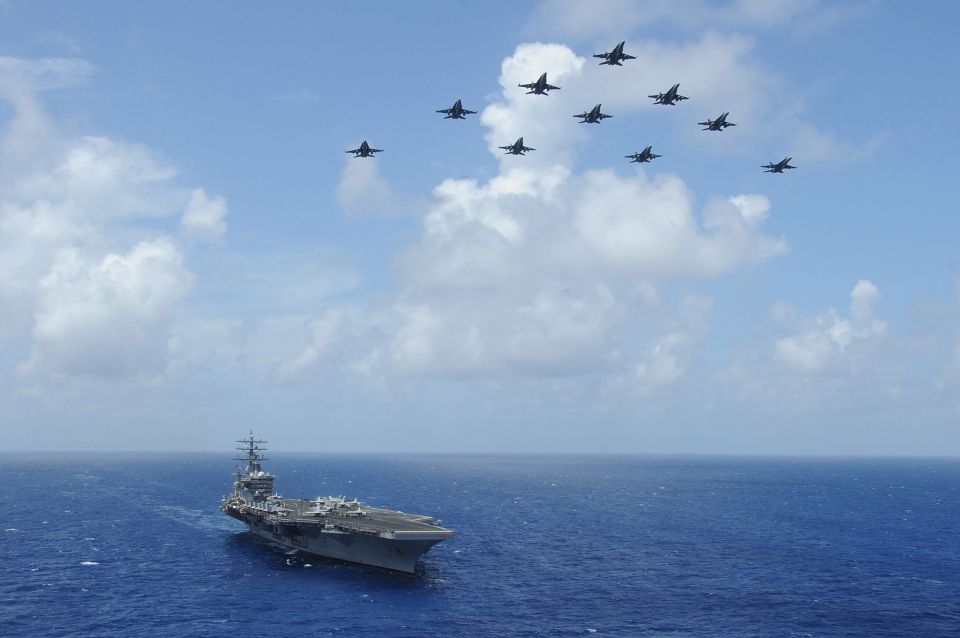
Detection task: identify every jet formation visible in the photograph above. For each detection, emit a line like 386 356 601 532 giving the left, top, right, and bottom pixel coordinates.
346 39 794 174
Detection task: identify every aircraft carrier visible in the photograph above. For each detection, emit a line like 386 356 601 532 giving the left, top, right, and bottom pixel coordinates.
221 434 454 574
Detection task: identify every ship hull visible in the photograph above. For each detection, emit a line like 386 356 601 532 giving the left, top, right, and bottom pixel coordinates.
227 508 442 574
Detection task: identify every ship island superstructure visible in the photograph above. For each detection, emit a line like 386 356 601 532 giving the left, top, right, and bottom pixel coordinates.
221 434 453 573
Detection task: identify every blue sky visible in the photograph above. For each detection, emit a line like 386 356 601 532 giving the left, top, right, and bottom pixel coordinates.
1 1 957 454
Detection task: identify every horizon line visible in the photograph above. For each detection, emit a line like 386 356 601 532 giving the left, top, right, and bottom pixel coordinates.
1 450 958 461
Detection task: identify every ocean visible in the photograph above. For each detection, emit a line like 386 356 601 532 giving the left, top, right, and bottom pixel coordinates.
1 454 958 637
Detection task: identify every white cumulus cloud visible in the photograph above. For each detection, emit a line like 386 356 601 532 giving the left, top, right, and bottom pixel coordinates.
0 56 217 382
336 158 402 216
387 284 620 377
21 238 192 379
635 295 712 393
13 135 182 219
774 279 885 372
716 279 925 417
180 187 228 243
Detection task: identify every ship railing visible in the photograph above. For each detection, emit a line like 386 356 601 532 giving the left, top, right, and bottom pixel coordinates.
253 509 391 536
328 522 390 536
286 517 387 536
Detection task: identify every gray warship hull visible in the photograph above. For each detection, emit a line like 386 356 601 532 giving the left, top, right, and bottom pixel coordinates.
223 499 452 573
221 435 453 574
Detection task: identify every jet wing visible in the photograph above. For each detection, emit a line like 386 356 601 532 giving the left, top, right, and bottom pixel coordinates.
462 109 477 115
436 108 453 114
763 162 790 171
621 53 637 60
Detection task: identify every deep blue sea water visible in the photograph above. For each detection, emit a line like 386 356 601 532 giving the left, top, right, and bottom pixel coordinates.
1 454 958 637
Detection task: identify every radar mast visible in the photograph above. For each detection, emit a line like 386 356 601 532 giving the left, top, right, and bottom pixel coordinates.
232 431 275 504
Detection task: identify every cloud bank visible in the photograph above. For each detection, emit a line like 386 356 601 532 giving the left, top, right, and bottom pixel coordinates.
0 56 225 381
721 280 900 414
774 279 885 373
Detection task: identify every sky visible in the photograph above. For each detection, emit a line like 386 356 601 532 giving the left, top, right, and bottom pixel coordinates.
0 1 958 454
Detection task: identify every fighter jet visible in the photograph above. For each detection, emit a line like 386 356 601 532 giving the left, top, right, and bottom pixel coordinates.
762 157 796 173
698 112 736 131
519 73 561 95
649 83 689 105
574 104 612 124
436 99 476 119
499 137 535 155
626 146 661 163
346 140 382 157
594 41 636 66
